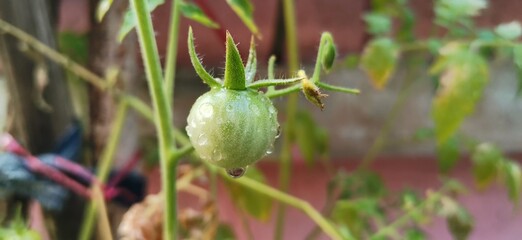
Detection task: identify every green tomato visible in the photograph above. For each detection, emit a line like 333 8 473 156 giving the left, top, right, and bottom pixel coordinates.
186 88 279 172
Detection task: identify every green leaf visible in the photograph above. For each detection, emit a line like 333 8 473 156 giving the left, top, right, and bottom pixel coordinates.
332 198 381 238
215 224 236 240
244 37 257 83
343 54 359 69
179 1 220 29
118 0 165 41
224 31 246 90
446 205 473 240
224 167 273 221
513 44 522 96
59 32 89 64
435 0 487 27
431 48 489 143
501 160 522 204
404 229 426 240
360 38 399 89
436 135 460 173
495 21 522 40
471 143 502 188
226 0 260 37
96 0 114 22
294 111 329 166
363 13 391 36
187 27 221 88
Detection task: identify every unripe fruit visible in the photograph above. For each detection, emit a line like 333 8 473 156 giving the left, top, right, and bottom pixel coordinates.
186 88 279 173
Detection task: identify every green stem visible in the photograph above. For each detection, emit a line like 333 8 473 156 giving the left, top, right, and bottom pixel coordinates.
275 0 300 238
165 0 181 103
311 33 333 83
79 101 128 240
130 1 177 239
265 85 301 98
0 18 107 90
357 59 421 170
222 171 346 240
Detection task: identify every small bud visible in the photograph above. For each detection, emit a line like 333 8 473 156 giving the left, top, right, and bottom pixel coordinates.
299 70 328 110
321 42 336 72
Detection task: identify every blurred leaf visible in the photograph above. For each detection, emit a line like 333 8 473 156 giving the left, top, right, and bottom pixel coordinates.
413 127 435 141
215 224 236 240
343 54 359 69
118 0 165 41
226 0 260 37
179 1 220 29
436 135 460 173
404 228 426 240
224 167 273 221
363 13 391 36
513 44 522 96
0 207 41 240
471 143 502 189
495 21 522 40
332 198 382 238
435 0 487 28
444 202 473 240
340 171 386 199
96 0 114 21
360 38 399 89
501 160 522 205
294 111 329 166
431 47 489 143
397 8 415 42
59 32 89 64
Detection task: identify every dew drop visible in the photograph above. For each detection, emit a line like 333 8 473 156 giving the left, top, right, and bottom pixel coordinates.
199 103 214 118
226 167 246 178
197 133 208 146
268 106 276 114
275 126 281 138
266 144 274 154
211 149 223 162
249 103 260 115
226 104 234 112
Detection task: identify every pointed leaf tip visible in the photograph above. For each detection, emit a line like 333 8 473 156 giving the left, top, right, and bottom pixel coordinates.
224 31 246 90
187 27 221 88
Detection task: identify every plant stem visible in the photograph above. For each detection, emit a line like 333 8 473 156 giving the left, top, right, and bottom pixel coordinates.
0 18 107 90
222 171 346 240
275 0 300 238
130 1 177 239
357 58 422 170
79 101 128 240
165 0 181 103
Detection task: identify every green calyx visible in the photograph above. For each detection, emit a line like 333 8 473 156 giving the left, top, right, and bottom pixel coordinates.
188 28 305 92
224 31 247 90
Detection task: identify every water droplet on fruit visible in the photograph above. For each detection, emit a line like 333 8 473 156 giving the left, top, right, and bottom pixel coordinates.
199 103 214 118
275 126 281 138
226 104 234 112
226 167 246 178
197 133 208 146
268 106 276 114
249 103 260 115
211 149 222 161
266 144 274 154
